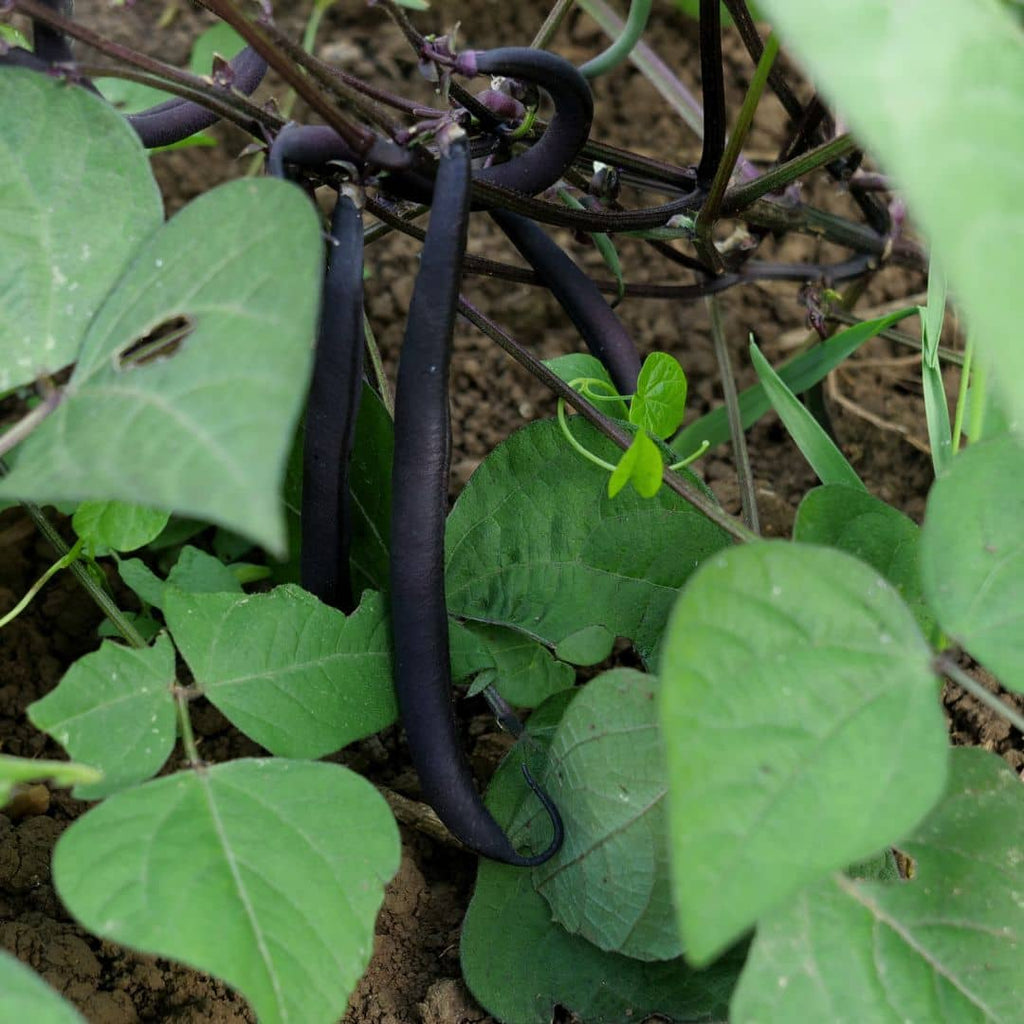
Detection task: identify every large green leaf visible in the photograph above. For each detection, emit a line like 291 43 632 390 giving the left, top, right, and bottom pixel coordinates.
757 0 1024 437
659 542 949 964
795 485 934 636
522 669 679 961
27 635 177 800
0 70 162 393
446 418 731 662
164 585 395 757
53 759 400 1024
462 732 743 1024
731 748 1023 1023
0 178 323 556
0 950 86 1024
921 434 1024 690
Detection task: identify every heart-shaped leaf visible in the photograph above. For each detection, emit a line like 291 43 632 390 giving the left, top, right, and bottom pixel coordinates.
0 177 323 556
53 759 400 1024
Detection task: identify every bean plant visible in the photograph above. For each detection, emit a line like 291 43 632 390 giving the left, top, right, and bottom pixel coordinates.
0 0 1021 1021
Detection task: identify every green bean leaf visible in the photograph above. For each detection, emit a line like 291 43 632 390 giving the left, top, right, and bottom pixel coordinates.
630 352 688 439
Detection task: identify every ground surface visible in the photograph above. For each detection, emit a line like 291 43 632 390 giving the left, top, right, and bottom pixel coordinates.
1 1 1021 1022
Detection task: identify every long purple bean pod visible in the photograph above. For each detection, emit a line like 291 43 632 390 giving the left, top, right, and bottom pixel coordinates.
298 191 365 613
31 0 73 64
491 207 641 393
390 131 563 866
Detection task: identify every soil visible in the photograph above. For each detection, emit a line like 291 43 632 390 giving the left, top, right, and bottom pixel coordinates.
1 1 1021 1023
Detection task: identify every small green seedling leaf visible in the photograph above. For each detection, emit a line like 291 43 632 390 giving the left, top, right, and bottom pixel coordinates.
462 737 742 1024
446 419 730 663
0 755 102 809
0 25 31 48
0 950 86 1024
795 485 934 636
750 339 865 490
545 353 629 420
554 624 616 666
755 0 1024 436
0 178 323 556
921 434 1024 691
0 70 163 392
462 622 574 706
27 635 176 800
72 500 171 555
522 669 679 961
164 586 396 757
53 759 400 1024
731 748 1024 1023
607 427 662 498
117 558 167 608
660 542 948 964
630 352 688 439
672 309 915 455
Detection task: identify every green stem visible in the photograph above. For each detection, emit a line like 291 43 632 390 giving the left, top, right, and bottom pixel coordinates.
706 296 760 533
9 488 148 648
721 133 855 214
935 654 1024 735
578 0 653 79
669 439 709 471
694 32 780 271
531 0 576 49
0 539 83 630
557 398 617 472
968 355 987 444
174 687 203 767
951 331 974 453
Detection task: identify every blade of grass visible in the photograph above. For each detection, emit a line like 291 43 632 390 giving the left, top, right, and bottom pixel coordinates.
749 339 865 489
672 308 916 454
921 255 953 474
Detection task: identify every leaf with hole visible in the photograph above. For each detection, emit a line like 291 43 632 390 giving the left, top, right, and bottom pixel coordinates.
53 759 400 1024
659 542 948 964
164 585 395 757
0 178 323 556
795 485 934 636
27 635 177 800
731 748 1024 1023
0 70 162 393
921 434 1024 690
446 419 730 663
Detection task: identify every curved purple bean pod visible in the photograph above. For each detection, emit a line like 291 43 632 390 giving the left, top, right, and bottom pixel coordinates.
390 132 563 866
491 207 641 394
297 190 365 613
125 45 267 148
457 47 594 197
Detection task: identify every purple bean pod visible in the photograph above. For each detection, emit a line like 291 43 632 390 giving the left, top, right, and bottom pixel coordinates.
390 132 563 866
491 208 642 394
